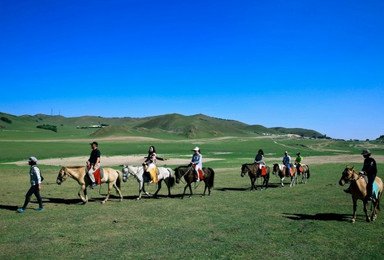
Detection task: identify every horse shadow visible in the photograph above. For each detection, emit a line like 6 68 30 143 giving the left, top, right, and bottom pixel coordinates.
283 212 352 222
0 205 18 211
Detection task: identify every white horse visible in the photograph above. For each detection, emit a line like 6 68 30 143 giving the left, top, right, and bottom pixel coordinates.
122 165 175 200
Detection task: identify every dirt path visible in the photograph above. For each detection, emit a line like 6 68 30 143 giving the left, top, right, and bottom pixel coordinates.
5 154 383 167
5 155 222 167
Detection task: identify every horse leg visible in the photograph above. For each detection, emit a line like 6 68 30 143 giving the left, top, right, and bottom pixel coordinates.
188 183 193 198
363 200 371 222
351 198 357 223
113 183 123 202
166 179 172 198
78 185 88 203
102 183 113 204
251 177 256 191
281 177 284 187
153 180 162 198
181 184 189 199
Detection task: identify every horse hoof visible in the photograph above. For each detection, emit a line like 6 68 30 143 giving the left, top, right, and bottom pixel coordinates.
101 201 106 204
350 219 355 223
366 218 371 222
136 198 141 201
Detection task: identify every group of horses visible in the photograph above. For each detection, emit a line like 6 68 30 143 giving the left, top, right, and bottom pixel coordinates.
56 165 215 203
56 162 383 223
240 162 310 191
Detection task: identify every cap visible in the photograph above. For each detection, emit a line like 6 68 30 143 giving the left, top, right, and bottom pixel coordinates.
285 151 288 154
90 141 98 146
361 149 371 156
28 156 38 163
296 152 300 155
192 147 200 151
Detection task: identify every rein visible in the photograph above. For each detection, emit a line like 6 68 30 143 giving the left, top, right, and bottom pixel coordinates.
179 167 193 184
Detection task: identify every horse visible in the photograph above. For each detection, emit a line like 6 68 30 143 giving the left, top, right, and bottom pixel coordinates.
272 163 297 187
339 166 383 223
240 163 270 191
294 163 310 184
174 165 215 199
122 165 175 200
56 166 123 204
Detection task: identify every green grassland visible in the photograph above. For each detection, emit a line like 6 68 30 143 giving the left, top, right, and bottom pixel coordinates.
1 112 384 259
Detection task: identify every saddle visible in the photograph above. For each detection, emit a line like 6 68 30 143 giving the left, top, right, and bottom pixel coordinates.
193 165 204 180
256 163 267 176
87 165 104 184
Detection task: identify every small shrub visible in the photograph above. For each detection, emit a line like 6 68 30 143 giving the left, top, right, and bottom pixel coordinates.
36 124 57 132
0 116 12 124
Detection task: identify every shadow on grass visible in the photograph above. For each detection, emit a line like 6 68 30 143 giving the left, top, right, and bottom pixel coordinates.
283 212 351 222
0 205 18 211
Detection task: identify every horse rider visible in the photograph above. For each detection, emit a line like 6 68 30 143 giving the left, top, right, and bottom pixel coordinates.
17 156 44 213
254 149 266 175
191 147 203 182
143 145 164 183
86 141 101 189
282 151 291 176
361 149 377 201
295 152 303 173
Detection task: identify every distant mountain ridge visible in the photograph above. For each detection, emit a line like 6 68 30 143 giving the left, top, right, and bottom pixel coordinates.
0 112 326 139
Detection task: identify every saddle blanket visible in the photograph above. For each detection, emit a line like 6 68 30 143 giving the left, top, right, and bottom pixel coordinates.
88 165 104 184
195 169 204 180
372 181 379 199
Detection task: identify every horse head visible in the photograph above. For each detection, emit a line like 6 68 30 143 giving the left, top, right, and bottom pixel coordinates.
240 164 248 177
122 165 132 182
272 164 279 175
174 167 181 184
339 166 355 186
56 166 68 185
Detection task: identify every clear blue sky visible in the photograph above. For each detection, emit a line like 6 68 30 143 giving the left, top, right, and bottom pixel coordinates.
1 0 383 140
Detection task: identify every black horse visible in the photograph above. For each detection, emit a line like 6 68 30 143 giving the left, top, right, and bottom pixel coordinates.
241 163 270 191
174 165 215 199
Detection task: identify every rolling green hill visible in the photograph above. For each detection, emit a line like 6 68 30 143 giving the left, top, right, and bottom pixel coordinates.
0 111 325 139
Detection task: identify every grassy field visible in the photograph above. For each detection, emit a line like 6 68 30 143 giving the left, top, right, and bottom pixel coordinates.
1 135 384 259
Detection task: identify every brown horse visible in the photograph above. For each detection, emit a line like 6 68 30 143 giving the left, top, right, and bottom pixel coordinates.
339 166 383 223
56 166 123 204
174 165 215 199
272 163 297 187
294 163 310 184
240 163 270 191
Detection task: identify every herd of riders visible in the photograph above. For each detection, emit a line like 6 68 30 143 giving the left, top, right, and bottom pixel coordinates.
17 142 378 213
254 149 304 176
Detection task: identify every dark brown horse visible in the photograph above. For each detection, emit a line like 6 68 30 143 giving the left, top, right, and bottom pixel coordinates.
174 165 215 199
240 163 270 191
272 163 297 187
339 166 383 223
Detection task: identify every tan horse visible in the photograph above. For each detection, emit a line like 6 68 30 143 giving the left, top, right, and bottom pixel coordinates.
339 166 383 223
57 166 123 204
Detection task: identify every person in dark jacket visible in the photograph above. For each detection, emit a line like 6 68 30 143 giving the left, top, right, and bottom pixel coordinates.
361 149 377 201
17 157 44 213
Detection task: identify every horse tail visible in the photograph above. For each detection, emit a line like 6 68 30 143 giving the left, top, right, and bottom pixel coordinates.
208 167 215 188
116 170 122 189
307 165 310 179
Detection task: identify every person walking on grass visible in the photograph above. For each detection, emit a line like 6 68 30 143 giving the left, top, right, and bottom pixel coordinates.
17 157 44 213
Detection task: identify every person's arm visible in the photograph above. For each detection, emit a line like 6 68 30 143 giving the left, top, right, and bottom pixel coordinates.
34 167 42 190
